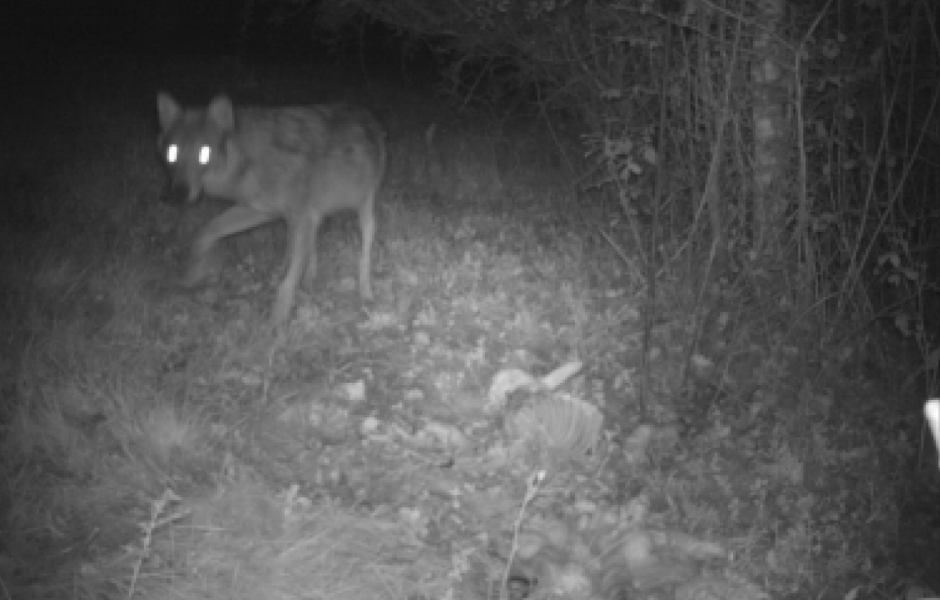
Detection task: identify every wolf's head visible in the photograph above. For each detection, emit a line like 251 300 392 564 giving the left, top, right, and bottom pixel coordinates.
156 93 234 204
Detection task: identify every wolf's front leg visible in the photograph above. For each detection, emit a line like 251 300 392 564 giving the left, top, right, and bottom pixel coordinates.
182 206 277 287
357 196 376 303
272 217 313 325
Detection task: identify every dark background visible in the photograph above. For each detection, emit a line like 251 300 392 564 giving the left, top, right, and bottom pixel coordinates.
4 0 433 72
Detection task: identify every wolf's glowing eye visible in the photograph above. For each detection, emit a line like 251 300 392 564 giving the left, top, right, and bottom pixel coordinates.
166 144 178 163
199 146 212 165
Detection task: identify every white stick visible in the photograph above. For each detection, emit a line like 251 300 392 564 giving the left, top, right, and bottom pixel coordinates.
926 399 940 470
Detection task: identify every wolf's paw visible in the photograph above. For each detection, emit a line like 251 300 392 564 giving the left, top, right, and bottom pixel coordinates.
358 280 374 305
179 267 205 289
270 294 294 327
141 273 180 303
181 249 225 288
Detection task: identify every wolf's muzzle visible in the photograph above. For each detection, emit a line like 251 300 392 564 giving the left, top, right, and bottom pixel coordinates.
160 177 201 206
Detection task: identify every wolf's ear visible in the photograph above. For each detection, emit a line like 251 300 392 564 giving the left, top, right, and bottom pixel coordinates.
157 93 181 129
207 96 235 130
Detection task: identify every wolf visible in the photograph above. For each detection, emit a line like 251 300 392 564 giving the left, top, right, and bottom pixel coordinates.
156 93 386 324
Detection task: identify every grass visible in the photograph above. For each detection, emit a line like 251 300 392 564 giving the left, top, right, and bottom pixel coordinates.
0 52 937 600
